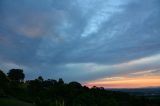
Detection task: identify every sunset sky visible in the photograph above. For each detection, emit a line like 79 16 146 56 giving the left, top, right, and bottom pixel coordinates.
0 0 160 88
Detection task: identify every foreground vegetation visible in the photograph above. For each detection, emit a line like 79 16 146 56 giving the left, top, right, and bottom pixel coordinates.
0 69 160 106
0 98 35 106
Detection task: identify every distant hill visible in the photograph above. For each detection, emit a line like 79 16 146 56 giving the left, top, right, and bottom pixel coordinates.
108 87 160 96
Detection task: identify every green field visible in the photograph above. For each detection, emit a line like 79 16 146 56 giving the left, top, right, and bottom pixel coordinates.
0 98 36 106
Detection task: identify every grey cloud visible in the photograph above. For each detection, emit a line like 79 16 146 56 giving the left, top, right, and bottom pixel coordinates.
0 0 160 82
37 0 160 65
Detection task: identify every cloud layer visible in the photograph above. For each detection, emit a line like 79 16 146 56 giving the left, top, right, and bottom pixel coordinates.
0 0 160 86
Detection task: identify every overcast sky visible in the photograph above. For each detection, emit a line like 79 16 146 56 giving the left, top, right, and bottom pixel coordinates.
0 0 160 88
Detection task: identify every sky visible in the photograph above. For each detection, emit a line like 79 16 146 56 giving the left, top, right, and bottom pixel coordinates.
0 0 160 88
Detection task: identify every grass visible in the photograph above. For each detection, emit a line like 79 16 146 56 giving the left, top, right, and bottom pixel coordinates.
0 98 36 106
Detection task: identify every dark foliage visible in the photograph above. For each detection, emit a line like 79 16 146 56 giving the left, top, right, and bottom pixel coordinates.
0 70 8 97
0 70 8 85
7 69 25 82
0 69 160 106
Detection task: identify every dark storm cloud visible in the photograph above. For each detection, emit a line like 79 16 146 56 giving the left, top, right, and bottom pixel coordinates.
0 0 160 82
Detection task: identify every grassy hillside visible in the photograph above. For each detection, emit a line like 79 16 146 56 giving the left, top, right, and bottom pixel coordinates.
0 98 36 106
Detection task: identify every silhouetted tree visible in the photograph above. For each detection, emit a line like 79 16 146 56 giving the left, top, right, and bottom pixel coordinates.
68 81 82 88
38 76 44 82
0 70 8 83
7 69 25 82
28 79 43 96
0 70 8 96
42 79 56 88
0 70 8 90
58 78 64 85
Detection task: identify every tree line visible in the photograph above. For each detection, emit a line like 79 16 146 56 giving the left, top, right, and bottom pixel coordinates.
0 69 159 106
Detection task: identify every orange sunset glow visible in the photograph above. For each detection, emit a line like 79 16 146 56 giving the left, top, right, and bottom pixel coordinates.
85 76 160 88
